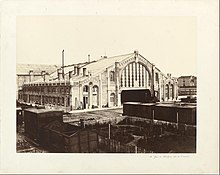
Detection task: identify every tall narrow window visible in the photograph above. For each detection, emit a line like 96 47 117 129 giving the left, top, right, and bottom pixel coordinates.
142 65 144 87
131 63 134 87
135 63 137 81
120 62 149 88
128 65 130 87
124 68 127 87
155 73 159 82
138 63 141 86
121 71 123 87
110 71 115 81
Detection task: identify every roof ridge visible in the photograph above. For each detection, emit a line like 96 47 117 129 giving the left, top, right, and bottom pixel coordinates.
103 52 135 59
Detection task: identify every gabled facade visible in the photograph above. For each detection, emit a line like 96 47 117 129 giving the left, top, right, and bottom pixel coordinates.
18 51 178 112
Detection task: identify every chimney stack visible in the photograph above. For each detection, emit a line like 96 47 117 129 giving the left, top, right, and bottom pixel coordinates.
88 54 90 62
57 69 62 80
69 71 73 80
41 71 46 82
29 70 34 82
45 73 50 82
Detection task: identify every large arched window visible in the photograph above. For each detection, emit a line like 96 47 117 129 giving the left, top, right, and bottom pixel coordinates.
165 84 169 99
120 62 150 88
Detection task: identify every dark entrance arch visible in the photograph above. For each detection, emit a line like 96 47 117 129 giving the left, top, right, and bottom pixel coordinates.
83 85 89 109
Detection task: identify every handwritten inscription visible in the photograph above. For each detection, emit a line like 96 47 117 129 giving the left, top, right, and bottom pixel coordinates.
149 155 190 159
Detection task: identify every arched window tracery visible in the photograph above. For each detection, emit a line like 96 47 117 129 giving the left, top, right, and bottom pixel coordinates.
120 62 150 88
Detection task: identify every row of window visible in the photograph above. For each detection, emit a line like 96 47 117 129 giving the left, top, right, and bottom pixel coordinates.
20 94 70 106
83 85 98 93
178 79 197 87
22 86 70 94
179 89 197 95
179 92 197 95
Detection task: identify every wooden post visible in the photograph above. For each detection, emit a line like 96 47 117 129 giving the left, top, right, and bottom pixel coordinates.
78 133 81 153
62 49 65 79
97 134 99 153
108 124 111 139
176 112 179 129
135 146 138 153
87 130 90 153
152 109 155 124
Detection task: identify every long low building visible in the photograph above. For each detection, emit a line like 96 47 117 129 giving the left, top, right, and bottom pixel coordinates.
18 51 178 112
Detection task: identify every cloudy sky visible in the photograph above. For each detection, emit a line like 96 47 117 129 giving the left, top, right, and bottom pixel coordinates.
17 16 196 77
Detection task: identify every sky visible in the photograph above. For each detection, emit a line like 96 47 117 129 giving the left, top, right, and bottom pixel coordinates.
16 16 196 77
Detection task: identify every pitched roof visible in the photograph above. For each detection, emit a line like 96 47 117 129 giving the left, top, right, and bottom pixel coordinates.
31 53 136 83
82 52 135 74
16 64 59 74
29 52 171 84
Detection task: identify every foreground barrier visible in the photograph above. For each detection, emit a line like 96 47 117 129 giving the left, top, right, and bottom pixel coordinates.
123 102 196 126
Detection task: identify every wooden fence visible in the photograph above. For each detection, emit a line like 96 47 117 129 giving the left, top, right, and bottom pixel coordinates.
98 135 150 153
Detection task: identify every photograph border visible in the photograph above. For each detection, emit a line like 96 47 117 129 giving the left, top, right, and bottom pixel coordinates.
0 0 219 174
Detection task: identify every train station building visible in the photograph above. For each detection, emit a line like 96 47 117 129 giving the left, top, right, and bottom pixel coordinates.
18 51 178 112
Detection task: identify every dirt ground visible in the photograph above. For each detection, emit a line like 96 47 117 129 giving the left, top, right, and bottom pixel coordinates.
17 124 48 153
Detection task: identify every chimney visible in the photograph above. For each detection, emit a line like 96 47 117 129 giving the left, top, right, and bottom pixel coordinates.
77 67 80 75
69 71 73 80
83 68 87 76
29 70 34 82
45 73 50 82
74 66 77 75
88 54 90 62
57 69 62 80
41 71 46 82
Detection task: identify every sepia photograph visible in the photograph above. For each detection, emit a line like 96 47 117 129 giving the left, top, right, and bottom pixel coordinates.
16 16 197 153
0 0 219 174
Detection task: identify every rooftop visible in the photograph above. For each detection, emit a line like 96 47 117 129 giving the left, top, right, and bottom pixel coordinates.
16 64 59 75
24 108 63 114
178 75 197 79
80 52 135 74
27 51 169 84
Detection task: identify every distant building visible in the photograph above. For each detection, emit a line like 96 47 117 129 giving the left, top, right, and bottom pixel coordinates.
18 51 178 112
16 64 59 99
177 76 197 96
